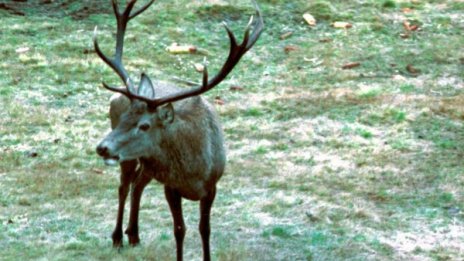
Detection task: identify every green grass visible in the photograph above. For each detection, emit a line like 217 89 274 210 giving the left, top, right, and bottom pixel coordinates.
1 0 464 260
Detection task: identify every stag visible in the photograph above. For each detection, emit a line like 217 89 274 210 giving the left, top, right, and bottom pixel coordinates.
92 0 263 260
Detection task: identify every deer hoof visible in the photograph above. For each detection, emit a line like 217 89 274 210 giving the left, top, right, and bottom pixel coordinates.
112 239 123 248
125 228 140 246
128 235 140 246
112 231 123 248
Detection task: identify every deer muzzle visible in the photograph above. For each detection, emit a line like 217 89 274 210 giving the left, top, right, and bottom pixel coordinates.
96 142 120 166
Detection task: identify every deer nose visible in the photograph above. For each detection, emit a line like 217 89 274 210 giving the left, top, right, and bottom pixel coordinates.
96 144 109 157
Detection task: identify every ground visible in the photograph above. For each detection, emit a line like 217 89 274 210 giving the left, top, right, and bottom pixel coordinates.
0 0 463 260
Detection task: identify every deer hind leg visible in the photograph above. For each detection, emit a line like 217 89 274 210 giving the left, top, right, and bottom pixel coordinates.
199 186 216 261
112 160 137 247
165 186 186 261
125 169 151 246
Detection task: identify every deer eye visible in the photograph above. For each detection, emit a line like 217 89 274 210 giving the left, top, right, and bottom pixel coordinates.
138 123 150 131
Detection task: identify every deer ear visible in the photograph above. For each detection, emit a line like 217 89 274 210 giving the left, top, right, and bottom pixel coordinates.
138 73 155 99
157 103 174 126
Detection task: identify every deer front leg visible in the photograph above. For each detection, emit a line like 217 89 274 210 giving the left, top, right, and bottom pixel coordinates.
112 160 137 247
125 171 151 246
165 186 186 261
199 186 216 261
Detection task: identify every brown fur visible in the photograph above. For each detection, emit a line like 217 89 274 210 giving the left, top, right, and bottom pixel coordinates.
102 82 225 261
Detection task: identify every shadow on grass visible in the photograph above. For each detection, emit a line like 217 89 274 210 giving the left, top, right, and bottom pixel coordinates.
0 0 110 19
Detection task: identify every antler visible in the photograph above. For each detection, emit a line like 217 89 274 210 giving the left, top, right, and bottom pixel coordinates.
139 0 264 108
94 0 263 108
93 0 156 93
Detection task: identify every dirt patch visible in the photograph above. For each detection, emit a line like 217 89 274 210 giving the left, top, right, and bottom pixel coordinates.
0 0 110 19
432 94 464 120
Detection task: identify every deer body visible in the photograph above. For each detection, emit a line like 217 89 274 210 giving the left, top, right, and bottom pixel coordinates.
92 0 262 260
109 90 225 199
107 86 225 257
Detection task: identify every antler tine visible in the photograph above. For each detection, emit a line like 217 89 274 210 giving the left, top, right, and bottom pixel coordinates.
246 0 264 49
111 0 136 62
94 0 156 96
102 80 134 97
223 22 238 49
93 26 130 89
129 0 156 19
137 0 264 108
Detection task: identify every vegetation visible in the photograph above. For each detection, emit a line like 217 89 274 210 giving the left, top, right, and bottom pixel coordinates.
1 0 463 260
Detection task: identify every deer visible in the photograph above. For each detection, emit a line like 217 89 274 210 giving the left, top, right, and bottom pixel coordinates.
92 0 263 260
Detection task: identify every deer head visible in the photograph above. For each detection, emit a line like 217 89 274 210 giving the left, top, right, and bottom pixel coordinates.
94 0 263 165
96 74 176 166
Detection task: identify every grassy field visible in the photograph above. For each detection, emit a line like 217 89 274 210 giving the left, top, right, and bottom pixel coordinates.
1 0 463 260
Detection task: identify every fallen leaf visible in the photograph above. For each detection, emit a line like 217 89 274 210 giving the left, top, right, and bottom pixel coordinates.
403 21 419 31
194 63 204 72
406 64 420 74
319 38 332 43
402 8 413 13
92 168 104 175
333 21 352 29
279 31 293 40
214 96 225 105
303 13 317 26
342 62 361 69
409 25 419 31
166 43 197 54
15 47 30 54
230 85 244 91
400 33 410 39
403 21 410 30
284 45 298 53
